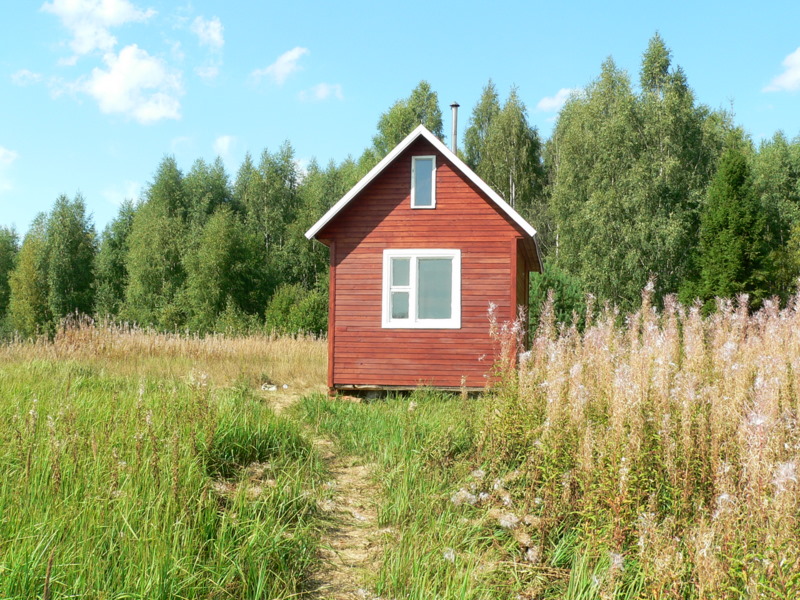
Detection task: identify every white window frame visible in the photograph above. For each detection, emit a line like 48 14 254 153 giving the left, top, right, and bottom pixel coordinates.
411 155 436 209
382 249 461 329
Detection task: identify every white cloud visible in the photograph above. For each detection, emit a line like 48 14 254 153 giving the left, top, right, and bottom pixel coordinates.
0 146 19 194
299 82 343 101
11 69 44 86
102 180 140 205
58 55 80 67
252 46 309 85
213 135 235 158
44 75 80 99
83 44 182 123
195 65 219 81
41 0 156 59
169 40 185 62
536 88 579 112
0 147 18 166
764 47 800 92
191 16 223 49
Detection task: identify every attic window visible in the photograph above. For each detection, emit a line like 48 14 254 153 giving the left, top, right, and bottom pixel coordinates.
382 249 461 329
411 156 435 208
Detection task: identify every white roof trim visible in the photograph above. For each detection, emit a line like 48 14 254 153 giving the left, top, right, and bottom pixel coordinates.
304 124 537 240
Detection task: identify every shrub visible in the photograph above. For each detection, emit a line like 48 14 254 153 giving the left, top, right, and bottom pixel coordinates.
529 262 586 332
265 283 327 336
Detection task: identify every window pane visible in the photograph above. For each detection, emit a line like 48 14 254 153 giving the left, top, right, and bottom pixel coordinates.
417 258 452 319
391 291 409 319
391 257 410 287
414 158 433 207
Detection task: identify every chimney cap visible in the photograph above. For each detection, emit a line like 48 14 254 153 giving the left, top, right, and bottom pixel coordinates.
450 101 460 108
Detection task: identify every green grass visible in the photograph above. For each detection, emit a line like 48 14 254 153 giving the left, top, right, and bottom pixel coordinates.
0 359 324 599
8 296 798 599
294 390 652 599
295 390 525 599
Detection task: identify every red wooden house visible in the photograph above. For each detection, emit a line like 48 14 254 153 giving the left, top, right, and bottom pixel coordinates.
305 125 542 392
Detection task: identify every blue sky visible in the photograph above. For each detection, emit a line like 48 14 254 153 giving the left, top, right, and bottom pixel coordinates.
2 0 799 235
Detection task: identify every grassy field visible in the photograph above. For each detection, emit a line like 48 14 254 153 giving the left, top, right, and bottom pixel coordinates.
0 324 327 599
2 296 800 599
1 318 326 391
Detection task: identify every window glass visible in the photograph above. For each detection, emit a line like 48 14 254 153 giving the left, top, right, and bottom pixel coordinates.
391 291 409 319
391 257 410 287
413 157 433 207
417 258 452 319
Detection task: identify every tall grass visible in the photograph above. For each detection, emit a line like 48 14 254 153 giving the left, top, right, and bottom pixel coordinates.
0 317 327 391
0 358 323 599
480 288 800 597
5 294 800 598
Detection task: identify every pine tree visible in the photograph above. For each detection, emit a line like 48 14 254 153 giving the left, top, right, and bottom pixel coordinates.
687 144 771 307
751 132 800 297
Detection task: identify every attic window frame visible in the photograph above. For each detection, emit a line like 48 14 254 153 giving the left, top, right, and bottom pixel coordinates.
410 155 436 209
381 248 461 329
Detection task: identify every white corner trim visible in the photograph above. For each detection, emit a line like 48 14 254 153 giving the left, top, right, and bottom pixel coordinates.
304 124 537 240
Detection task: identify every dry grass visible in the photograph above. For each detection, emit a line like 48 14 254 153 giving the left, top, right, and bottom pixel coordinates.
0 317 327 393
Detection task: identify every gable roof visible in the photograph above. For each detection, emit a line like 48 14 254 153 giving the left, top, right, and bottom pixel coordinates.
304 124 539 240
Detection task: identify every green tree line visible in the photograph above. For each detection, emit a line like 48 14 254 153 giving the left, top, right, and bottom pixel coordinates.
2 34 800 338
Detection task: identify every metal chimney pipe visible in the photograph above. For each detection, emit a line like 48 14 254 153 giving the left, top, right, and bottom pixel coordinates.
450 102 460 154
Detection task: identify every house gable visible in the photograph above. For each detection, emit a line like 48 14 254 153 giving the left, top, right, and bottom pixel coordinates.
305 125 539 245
317 136 534 247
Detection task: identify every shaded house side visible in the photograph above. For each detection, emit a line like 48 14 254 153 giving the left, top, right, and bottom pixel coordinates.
307 126 541 391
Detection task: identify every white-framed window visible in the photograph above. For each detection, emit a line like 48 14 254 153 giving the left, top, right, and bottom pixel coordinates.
411 156 436 208
382 249 461 329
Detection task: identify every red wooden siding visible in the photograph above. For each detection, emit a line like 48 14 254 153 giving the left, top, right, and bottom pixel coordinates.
317 138 537 389
327 241 336 390
516 240 528 319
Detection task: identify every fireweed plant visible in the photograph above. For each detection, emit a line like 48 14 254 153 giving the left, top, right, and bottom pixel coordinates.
478 284 800 598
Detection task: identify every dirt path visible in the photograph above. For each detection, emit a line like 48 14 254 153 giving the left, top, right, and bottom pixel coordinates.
263 390 384 599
